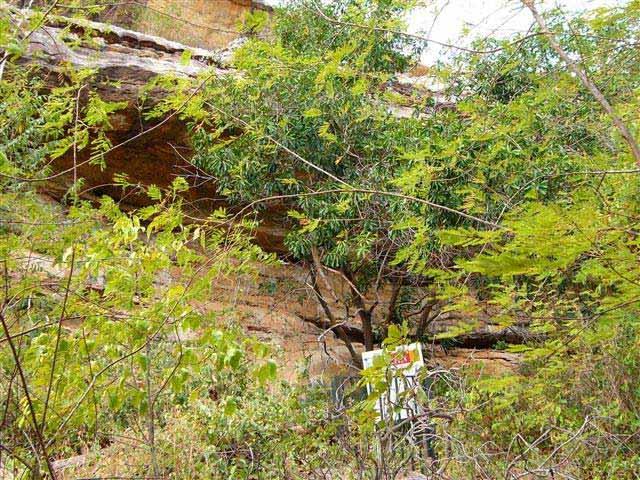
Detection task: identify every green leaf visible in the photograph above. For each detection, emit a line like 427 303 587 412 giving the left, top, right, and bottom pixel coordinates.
303 107 323 118
180 49 192 66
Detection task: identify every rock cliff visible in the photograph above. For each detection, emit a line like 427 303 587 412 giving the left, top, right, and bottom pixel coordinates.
8 3 521 378
11 4 291 251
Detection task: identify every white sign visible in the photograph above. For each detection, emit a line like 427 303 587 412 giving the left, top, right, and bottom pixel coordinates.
362 342 425 423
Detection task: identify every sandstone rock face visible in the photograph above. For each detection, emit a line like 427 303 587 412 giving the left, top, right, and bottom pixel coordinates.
13 8 290 251
9 0 271 49
26 23 223 211
136 0 271 49
11 8 522 379
14 8 439 254
189 261 365 382
18 236 518 384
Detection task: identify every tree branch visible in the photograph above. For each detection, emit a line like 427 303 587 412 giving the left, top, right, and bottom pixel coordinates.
307 262 362 368
523 0 640 165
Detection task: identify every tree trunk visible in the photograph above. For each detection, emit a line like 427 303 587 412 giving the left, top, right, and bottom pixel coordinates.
308 266 362 368
382 277 403 338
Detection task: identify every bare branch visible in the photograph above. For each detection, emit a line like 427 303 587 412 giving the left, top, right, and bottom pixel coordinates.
523 0 640 165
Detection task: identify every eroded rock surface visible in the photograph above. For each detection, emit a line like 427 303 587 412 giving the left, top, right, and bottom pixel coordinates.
10 6 294 251
14 237 519 383
9 8 522 378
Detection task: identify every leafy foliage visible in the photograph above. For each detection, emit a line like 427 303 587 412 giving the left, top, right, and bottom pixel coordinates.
2 0 640 478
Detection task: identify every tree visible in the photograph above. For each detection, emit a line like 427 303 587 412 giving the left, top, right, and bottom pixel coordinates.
3 0 640 476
